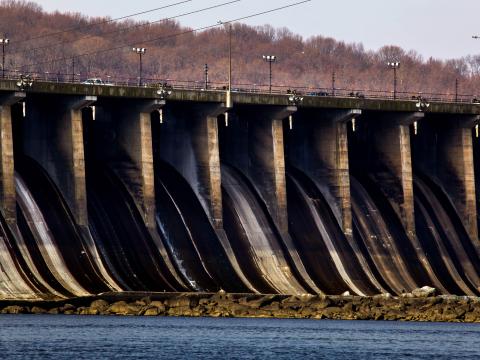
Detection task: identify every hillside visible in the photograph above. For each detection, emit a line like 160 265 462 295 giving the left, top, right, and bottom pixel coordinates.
1 0 480 97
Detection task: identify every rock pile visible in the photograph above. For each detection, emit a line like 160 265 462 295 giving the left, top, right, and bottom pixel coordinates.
1 291 480 322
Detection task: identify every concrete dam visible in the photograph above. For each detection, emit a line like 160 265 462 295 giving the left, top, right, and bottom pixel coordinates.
1 80 480 299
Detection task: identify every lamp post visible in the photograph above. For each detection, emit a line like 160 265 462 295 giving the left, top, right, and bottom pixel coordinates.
0 36 9 79
71 57 75 83
16 74 34 91
132 47 146 86
204 63 209 90
156 83 173 124
287 90 304 130
263 55 276 93
387 61 400 100
455 78 459 103
331 71 336 96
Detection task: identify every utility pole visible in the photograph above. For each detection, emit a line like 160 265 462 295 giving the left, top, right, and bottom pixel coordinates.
0 35 9 79
204 63 209 90
229 24 232 91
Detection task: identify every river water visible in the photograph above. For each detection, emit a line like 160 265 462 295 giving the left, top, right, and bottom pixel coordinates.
0 316 478 359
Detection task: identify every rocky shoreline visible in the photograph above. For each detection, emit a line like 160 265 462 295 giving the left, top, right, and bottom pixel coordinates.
1 290 480 323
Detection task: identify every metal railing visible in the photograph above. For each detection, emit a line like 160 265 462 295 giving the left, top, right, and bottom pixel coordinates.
1 69 479 104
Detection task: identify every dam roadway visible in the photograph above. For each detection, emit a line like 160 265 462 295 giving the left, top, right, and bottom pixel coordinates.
1 79 480 299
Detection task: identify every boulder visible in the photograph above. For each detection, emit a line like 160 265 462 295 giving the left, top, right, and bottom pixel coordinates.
134 297 151 307
90 299 109 312
31 306 47 314
143 307 160 316
78 307 100 315
1 305 27 314
59 304 76 313
373 293 392 300
412 286 436 298
165 296 192 309
108 301 130 315
239 295 277 308
228 303 251 317
320 306 343 319
309 297 332 311
150 301 166 312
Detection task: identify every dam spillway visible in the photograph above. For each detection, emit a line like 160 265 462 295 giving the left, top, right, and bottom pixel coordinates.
1 80 480 299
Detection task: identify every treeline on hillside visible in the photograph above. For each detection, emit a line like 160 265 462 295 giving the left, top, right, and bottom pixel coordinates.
1 0 480 96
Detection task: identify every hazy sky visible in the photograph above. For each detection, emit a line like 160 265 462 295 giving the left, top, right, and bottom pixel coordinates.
30 0 480 60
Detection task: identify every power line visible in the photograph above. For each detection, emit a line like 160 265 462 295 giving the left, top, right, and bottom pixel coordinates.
11 0 192 45
13 0 241 57
22 0 312 70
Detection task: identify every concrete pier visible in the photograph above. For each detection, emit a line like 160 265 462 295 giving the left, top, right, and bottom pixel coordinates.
413 114 479 242
286 109 359 237
219 105 296 234
22 95 94 226
157 102 228 229
95 99 164 227
350 111 422 240
0 92 24 225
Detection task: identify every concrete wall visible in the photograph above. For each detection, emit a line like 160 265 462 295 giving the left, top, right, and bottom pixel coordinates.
349 111 421 240
22 94 93 226
413 114 479 241
94 99 162 227
9 88 480 245
286 109 358 237
156 102 225 229
219 105 295 234
0 92 24 225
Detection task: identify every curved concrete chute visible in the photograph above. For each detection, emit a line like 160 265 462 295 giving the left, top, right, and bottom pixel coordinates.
0 215 47 299
16 174 89 297
350 176 420 295
221 165 308 295
16 157 123 295
414 175 480 295
155 182 215 292
87 165 182 292
156 162 253 293
287 168 383 296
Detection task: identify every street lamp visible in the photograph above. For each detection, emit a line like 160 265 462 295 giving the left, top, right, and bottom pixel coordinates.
287 90 304 130
16 74 33 91
0 36 9 79
156 82 172 124
132 47 146 86
414 96 430 112
387 61 400 100
263 55 277 93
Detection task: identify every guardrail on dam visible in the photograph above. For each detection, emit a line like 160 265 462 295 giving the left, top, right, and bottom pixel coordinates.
1 79 480 299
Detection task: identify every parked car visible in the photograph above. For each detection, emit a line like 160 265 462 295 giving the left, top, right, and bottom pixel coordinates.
83 78 106 85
